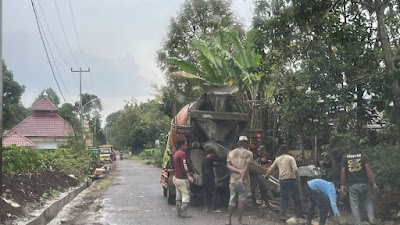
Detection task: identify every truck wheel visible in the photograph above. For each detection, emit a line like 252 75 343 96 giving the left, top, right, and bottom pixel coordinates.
167 186 175 205
163 187 167 197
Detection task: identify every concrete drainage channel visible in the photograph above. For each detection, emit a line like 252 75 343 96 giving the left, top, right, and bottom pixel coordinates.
24 179 93 225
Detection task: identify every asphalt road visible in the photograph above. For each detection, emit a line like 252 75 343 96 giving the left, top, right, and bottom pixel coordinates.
48 159 280 225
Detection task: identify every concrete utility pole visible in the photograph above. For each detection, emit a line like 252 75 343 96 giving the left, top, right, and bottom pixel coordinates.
71 68 90 144
0 0 3 194
71 67 90 119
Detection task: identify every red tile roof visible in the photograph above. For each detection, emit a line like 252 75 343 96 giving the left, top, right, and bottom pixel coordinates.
3 131 37 147
32 96 58 112
10 112 73 137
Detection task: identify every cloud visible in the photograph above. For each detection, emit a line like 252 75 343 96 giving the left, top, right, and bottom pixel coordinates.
99 95 154 126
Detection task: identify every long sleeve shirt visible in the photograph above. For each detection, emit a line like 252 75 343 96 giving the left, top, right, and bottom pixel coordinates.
308 179 340 216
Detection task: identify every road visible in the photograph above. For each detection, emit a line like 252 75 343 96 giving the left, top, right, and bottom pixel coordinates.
48 159 283 225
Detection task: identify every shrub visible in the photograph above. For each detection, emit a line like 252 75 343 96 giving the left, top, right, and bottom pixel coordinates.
2 146 97 178
138 149 156 159
2 146 41 175
363 144 400 188
153 148 164 166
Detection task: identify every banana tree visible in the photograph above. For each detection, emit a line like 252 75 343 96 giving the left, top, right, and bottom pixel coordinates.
228 29 264 130
166 28 267 130
165 29 236 86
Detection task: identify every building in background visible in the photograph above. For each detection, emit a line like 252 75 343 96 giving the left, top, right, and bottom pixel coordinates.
4 95 73 150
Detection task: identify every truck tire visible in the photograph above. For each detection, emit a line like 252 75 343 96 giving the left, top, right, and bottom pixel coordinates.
167 185 175 205
163 187 167 197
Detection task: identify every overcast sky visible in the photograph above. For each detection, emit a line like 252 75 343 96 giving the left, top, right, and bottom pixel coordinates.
3 0 253 125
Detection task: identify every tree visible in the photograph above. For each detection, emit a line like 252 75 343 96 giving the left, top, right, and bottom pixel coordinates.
156 0 242 117
58 103 80 142
166 28 267 131
104 111 121 145
3 61 28 130
112 99 170 152
32 88 60 107
75 93 103 146
251 0 386 147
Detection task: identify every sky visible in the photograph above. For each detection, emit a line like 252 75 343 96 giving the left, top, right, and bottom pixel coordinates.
3 0 254 126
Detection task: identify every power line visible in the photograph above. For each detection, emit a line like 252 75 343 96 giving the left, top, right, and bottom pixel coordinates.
35 0 74 102
30 0 67 103
36 0 73 68
37 13 74 103
68 0 94 95
53 0 80 67
68 0 88 67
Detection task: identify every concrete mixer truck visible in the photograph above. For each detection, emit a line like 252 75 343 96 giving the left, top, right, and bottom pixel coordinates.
160 85 279 204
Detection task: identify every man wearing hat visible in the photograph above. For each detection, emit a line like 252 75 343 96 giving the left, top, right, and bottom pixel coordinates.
225 136 253 225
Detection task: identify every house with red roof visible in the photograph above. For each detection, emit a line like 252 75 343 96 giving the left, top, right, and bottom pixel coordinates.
4 95 73 150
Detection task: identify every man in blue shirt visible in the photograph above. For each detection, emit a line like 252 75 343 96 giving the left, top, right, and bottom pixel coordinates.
306 179 341 225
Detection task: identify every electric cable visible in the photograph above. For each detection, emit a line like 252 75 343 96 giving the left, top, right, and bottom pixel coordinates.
68 0 88 67
30 0 67 103
37 15 74 103
35 0 74 102
68 0 95 95
36 0 73 68
53 0 80 67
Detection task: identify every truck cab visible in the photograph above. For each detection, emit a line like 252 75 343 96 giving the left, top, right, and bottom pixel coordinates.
99 145 114 163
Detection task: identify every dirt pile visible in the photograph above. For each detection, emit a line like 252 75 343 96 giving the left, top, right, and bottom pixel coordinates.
0 170 78 224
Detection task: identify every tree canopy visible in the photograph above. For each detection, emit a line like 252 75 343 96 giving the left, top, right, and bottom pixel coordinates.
156 0 243 117
3 61 28 130
32 88 60 107
107 99 170 152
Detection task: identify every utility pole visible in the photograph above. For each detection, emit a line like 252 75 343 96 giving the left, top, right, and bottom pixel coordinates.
71 68 90 143
71 68 90 118
0 0 3 195
93 111 97 146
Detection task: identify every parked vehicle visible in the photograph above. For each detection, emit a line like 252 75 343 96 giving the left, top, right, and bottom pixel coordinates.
99 145 114 163
161 85 257 204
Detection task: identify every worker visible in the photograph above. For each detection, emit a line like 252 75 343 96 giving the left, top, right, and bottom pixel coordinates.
109 151 114 163
341 143 378 225
226 136 253 225
305 179 342 225
265 144 302 219
173 139 194 218
201 148 223 213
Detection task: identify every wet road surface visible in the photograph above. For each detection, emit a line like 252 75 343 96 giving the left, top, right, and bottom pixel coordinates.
49 159 279 225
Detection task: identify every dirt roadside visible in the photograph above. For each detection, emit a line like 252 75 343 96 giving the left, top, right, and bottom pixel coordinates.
0 170 78 225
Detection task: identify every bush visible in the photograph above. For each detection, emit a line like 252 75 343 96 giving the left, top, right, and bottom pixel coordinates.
363 144 400 188
322 132 365 156
2 146 42 175
2 146 97 178
153 148 164 166
136 148 163 166
138 149 156 159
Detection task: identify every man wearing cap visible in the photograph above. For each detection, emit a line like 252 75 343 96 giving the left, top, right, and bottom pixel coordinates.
265 144 302 219
226 136 253 225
